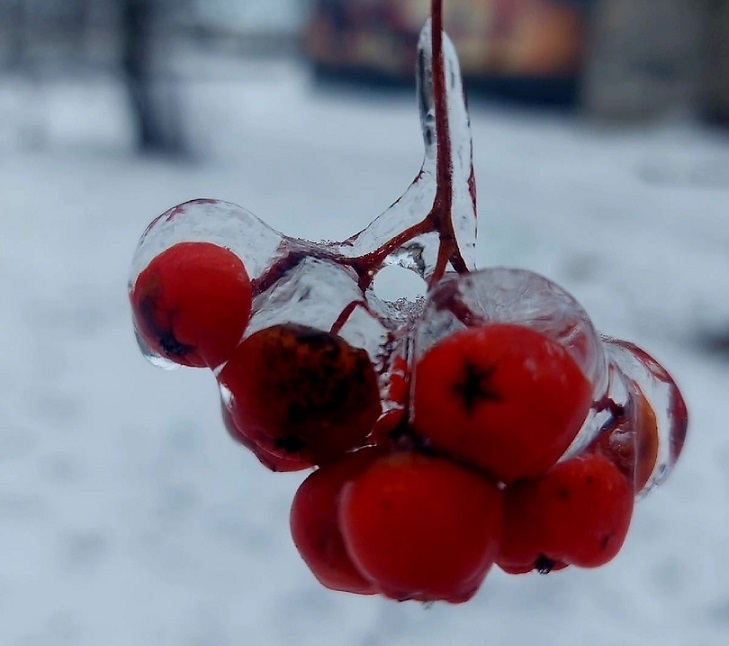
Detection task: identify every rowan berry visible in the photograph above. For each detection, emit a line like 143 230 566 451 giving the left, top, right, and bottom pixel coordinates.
413 323 593 483
339 452 503 603
220 401 311 472
130 242 252 368
218 323 382 465
290 448 383 594
498 453 634 572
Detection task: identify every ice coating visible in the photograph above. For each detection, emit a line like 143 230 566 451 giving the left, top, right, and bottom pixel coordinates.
128 199 286 365
603 338 688 494
413 268 608 390
129 199 285 287
410 267 686 491
132 326 180 371
127 7 686 507
411 268 611 464
128 18 478 378
335 20 477 280
245 256 394 366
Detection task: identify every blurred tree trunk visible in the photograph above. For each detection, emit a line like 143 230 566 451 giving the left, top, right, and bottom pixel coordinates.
701 0 729 125
121 0 187 155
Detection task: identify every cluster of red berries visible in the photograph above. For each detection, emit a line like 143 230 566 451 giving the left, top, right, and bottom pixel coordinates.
129 2 686 605
129 239 681 603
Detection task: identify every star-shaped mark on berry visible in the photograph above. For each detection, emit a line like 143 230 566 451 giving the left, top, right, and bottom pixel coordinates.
453 361 501 415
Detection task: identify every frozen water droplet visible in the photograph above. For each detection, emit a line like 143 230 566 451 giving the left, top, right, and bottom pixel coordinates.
133 326 180 371
603 338 688 494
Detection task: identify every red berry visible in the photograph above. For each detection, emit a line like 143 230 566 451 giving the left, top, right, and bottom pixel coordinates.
130 242 252 368
218 324 382 465
220 401 311 473
413 324 593 483
339 452 503 603
498 453 634 572
290 449 384 595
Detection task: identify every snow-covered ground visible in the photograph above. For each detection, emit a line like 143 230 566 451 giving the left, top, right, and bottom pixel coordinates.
1 57 729 646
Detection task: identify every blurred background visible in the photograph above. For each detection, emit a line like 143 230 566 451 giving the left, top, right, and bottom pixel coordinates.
1 2 729 646
1 0 728 154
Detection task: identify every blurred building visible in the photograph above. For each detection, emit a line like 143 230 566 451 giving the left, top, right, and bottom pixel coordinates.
304 0 592 106
302 0 729 123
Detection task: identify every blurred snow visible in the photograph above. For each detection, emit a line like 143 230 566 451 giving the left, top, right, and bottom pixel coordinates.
192 0 305 33
1 57 729 646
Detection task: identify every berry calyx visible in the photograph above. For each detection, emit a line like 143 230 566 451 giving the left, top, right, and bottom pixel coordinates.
339 452 503 603
413 323 593 483
218 323 382 465
130 242 252 368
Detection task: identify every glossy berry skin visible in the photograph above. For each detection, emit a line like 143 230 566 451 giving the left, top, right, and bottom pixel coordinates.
220 401 311 473
339 452 503 603
218 324 382 466
497 453 634 572
413 323 593 483
130 242 252 368
290 448 384 594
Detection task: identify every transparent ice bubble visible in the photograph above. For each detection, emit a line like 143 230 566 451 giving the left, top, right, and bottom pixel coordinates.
413 267 608 390
603 338 688 495
128 199 288 367
246 256 394 371
128 198 285 289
